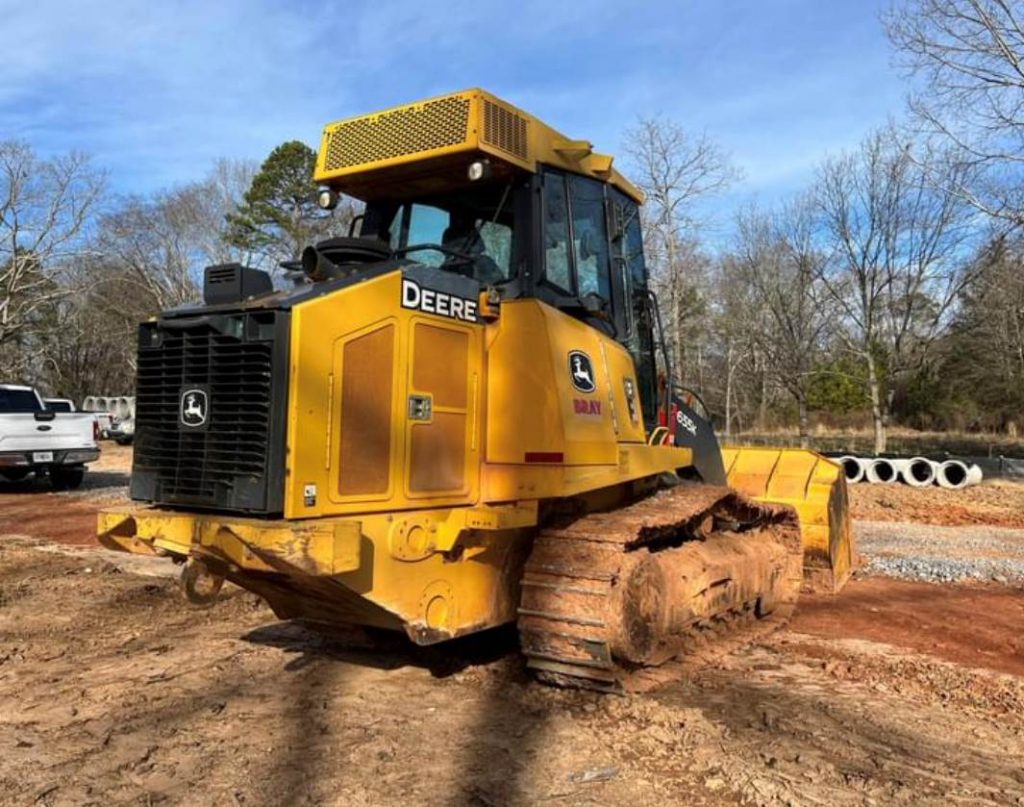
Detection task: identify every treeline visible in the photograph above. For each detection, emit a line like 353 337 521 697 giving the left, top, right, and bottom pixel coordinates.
0 142 353 403
629 0 1024 451
2 0 1022 453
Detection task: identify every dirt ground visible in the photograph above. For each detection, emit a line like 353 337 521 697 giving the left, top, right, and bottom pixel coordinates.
851 479 1024 528
1 446 1024 806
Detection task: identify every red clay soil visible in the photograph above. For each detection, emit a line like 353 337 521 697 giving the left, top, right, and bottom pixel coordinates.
850 481 1024 528
0 492 101 546
792 576 1024 677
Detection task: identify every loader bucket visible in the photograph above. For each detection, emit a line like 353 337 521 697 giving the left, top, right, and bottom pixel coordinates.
721 447 855 593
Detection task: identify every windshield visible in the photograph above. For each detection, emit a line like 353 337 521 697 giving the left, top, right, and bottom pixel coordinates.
0 389 42 412
362 183 515 285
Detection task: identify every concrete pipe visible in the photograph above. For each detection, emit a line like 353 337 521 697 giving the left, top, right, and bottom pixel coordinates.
114 396 131 418
937 460 983 490
838 455 867 484
125 396 136 418
865 457 899 484
82 396 98 412
93 396 109 413
899 457 937 488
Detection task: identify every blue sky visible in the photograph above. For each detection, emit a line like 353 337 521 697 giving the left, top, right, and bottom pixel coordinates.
1 0 905 215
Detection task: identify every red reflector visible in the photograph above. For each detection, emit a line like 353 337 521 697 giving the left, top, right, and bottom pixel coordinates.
524 452 563 463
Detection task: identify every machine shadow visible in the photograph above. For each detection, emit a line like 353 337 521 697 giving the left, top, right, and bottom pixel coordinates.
246 618 554 804
243 620 520 678
455 663 560 805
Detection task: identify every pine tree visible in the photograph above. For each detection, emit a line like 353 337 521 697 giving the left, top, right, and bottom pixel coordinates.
226 141 329 265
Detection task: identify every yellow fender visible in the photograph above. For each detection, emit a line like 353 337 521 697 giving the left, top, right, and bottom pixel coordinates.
722 447 855 593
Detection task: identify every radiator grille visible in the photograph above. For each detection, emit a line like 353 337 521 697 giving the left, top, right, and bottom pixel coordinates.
481 99 529 160
131 312 287 512
324 95 471 170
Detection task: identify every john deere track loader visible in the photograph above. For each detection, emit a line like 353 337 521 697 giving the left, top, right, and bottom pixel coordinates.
99 89 853 690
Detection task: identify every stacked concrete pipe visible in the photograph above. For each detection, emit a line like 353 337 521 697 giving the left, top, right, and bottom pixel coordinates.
831 453 981 488
865 457 899 484
936 459 984 490
838 455 868 484
899 457 938 488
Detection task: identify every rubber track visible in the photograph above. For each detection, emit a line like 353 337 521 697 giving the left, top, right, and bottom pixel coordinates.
517 484 802 692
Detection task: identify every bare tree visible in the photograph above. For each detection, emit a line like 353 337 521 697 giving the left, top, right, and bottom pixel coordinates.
815 127 975 451
708 259 759 438
176 158 259 267
728 197 833 447
97 193 200 311
32 286 138 400
96 160 257 313
886 0 1024 225
622 117 737 385
0 142 105 377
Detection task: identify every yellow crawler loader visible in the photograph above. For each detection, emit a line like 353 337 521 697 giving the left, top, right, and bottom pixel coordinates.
99 89 853 690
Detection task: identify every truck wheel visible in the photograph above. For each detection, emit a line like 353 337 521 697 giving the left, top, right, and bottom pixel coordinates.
51 466 85 491
115 437 133 446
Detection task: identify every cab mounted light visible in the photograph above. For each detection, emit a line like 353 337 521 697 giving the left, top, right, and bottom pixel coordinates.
467 159 492 182
317 187 340 210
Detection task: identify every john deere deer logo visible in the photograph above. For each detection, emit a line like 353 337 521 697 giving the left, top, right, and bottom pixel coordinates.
568 351 596 393
180 388 208 428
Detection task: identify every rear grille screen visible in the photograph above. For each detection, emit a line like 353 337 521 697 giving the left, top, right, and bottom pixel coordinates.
324 95 471 170
131 311 289 514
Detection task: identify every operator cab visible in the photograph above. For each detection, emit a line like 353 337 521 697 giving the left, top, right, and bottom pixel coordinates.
305 89 664 426
335 168 660 426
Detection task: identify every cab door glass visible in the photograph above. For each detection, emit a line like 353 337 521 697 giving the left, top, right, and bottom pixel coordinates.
616 192 658 424
542 173 573 293
568 175 612 307
621 200 646 293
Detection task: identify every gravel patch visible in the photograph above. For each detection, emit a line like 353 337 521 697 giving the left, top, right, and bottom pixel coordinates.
857 520 1024 585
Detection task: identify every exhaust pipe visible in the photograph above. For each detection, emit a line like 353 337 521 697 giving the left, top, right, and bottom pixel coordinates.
865 458 898 484
838 455 867 484
936 460 983 490
899 457 937 488
301 246 344 282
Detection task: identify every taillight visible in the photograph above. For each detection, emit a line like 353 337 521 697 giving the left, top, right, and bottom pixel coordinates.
93 418 100 441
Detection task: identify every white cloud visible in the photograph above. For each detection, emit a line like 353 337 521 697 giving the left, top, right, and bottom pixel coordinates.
0 0 905 207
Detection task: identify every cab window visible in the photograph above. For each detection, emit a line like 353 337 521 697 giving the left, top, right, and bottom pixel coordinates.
568 174 611 307
363 183 516 284
405 204 450 266
611 189 657 425
542 173 573 293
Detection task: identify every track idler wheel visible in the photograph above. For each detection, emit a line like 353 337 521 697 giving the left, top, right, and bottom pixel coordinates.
608 531 797 667
180 557 225 606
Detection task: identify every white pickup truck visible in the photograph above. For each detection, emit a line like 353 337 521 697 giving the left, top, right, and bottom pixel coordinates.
0 385 100 489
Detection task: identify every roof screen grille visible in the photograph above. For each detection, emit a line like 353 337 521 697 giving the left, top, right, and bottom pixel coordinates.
481 99 528 161
324 95 471 171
